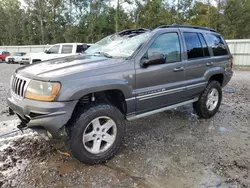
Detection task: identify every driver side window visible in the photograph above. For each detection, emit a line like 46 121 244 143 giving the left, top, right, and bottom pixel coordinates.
47 45 60 54
148 33 181 63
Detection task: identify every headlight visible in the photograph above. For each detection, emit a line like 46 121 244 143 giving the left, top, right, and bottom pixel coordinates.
25 80 61 101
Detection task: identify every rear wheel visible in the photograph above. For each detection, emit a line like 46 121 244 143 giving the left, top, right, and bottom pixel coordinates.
69 103 125 164
193 80 222 119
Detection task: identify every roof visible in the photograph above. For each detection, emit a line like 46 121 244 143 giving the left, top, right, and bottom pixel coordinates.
156 24 216 32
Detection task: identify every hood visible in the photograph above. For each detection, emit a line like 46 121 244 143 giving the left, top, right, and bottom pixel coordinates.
16 55 125 80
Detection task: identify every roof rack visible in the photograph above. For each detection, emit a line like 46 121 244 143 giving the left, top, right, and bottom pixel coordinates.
156 24 216 32
117 28 151 36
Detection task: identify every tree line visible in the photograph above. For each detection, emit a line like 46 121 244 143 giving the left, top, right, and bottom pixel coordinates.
0 0 249 45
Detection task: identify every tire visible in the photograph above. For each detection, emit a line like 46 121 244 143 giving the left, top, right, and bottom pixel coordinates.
69 103 125 164
193 80 222 119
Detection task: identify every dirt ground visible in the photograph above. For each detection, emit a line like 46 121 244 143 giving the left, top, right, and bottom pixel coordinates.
0 62 249 188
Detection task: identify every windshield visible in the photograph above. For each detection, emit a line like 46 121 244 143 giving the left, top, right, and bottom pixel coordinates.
85 32 151 58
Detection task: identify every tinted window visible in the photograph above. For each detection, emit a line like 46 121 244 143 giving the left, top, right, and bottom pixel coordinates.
206 33 228 56
61 45 73 54
198 33 210 57
47 45 60 54
148 33 181 63
83 44 90 51
184 32 203 59
77 44 91 53
76 45 84 53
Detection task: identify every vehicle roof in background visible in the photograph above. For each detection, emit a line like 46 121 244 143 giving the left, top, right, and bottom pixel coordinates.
49 43 92 46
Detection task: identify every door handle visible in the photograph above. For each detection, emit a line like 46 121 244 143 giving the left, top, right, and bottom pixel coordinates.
173 67 185 72
206 62 214 66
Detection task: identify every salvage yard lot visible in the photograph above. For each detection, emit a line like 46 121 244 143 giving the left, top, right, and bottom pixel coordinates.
0 63 250 188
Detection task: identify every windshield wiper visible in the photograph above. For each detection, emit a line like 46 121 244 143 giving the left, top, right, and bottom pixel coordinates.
93 52 113 58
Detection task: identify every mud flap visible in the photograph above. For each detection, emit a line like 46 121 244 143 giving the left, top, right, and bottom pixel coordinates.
9 108 15 115
17 121 27 133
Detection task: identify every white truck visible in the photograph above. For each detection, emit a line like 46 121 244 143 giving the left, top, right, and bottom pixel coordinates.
29 43 91 64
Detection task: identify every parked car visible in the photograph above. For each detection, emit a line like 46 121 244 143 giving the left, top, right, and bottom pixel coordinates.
0 51 10 61
29 43 92 64
19 53 31 65
5 52 26 64
8 25 233 164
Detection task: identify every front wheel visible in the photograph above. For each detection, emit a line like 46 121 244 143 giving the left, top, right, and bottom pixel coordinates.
69 103 125 164
193 80 222 119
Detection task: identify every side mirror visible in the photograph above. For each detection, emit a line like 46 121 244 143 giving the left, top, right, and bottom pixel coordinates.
141 53 166 68
44 50 48 53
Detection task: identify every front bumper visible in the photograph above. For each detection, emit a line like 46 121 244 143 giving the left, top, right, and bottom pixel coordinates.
7 92 78 138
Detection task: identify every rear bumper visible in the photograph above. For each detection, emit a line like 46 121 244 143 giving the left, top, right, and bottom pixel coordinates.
7 92 78 138
222 71 233 87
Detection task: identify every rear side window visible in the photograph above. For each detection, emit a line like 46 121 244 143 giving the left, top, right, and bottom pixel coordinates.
206 33 228 56
77 44 91 53
76 45 84 53
148 32 181 63
61 45 73 54
183 32 203 59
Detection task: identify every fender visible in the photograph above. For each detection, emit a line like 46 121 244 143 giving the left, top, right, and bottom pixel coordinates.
57 78 133 101
204 66 225 81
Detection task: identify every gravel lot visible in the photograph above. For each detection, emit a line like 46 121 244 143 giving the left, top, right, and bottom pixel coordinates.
0 62 250 188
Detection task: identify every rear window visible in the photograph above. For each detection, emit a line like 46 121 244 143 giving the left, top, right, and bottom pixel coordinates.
61 45 73 54
206 33 228 56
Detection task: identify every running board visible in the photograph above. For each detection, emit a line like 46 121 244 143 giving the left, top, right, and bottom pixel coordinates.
126 98 198 121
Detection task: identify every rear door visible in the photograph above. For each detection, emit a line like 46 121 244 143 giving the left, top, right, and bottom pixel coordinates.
183 31 230 100
135 30 186 113
181 31 212 100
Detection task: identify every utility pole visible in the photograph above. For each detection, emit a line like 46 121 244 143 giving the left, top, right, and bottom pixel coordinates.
115 0 120 32
38 0 45 44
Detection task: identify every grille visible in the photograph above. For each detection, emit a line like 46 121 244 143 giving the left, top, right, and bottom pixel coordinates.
11 76 28 98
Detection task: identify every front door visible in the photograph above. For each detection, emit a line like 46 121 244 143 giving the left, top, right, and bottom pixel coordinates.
135 31 186 113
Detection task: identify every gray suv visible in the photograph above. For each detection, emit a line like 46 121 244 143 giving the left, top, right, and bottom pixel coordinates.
8 25 233 164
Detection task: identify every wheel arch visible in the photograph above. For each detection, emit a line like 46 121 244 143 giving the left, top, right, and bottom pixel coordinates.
204 67 225 86
209 74 224 86
75 89 128 115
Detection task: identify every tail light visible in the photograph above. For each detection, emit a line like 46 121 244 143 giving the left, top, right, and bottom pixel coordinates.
230 56 234 72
